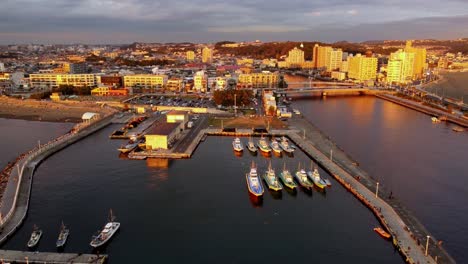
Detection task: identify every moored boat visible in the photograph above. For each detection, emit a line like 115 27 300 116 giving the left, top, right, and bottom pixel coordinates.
452 126 464 132
56 222 70 248
374 227 391 239
307 163 327 189
246 161 264 197
246 137 258 153
270 140 282 155
262 162 282 191
27 225 42 248
232 137 244 152
295 164 314 190
90 209 120 248
118 140 140 153
257 136 272 153
278 163 297 190
279 138 295 154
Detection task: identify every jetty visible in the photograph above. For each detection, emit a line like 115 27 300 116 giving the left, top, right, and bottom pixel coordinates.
0 250 107 263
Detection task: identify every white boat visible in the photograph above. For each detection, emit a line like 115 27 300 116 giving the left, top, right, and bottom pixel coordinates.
257 136 272 153
270 140 282 155
90 210 120 248
232 137 244 152
246 138 258 153
246 161 264 196
27 225 42 248
56 222 70 248
279 138 295 154
307 167 327 189
293 109 301 115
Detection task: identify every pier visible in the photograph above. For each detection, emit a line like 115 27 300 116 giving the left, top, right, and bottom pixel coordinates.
0 113 115 245
0 250 107 263
376 93 468 127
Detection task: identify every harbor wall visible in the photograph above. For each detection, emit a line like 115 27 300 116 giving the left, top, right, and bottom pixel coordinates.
0 114 114 245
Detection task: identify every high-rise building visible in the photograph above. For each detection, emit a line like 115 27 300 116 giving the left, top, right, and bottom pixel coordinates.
186 51 195 61
194 70 208 92
202 47 213 63
237 72 278 88
0 62 5 72
404 40 427 79
348 54 378 82
326 48 343 71
286 47 304 68
313 44 332 69
386 49 415 84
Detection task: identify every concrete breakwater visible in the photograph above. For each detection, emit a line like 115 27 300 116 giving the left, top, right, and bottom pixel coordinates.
0 249 107 263
0 114 114 245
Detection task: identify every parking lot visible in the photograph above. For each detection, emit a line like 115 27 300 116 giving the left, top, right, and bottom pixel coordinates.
126 95 217 108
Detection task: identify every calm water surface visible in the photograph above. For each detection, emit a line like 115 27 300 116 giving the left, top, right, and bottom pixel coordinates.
1 121 402 263
294 96 468 262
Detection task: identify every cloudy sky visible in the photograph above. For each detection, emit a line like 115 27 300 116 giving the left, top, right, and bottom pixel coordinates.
1 0 467 44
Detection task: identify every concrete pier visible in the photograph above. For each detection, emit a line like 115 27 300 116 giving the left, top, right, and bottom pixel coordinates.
0 250 107 263
0 114 115 245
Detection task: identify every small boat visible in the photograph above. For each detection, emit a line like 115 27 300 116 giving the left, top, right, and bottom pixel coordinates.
56 222 70 248
279 138 295 154
374 227 391 239
293 109 301 115
323 178 332 187
295 164 314 190
118 140 140 153
270 140 283 155
246 137 258 153
232 137 244 152
257 136 272 154
278 163 297 190
262 161 282 191
90 209 121 248
453 126 464 132
246 161 264 197
27 225 42 248
307 168 327 189
431 117 441 123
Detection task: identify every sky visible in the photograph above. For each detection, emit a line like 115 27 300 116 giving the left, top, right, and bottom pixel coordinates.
0 0 467 44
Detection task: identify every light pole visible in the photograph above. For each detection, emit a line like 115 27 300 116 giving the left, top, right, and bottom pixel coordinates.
234 94 237 117
425 235 430 256
330 149 333 162
375 182 379 198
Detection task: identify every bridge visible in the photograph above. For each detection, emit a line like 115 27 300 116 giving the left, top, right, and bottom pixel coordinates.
268 87 378 98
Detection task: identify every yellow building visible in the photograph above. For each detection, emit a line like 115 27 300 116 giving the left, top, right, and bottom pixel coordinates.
347 54 378 82
404 40 427 79
145 122 184 150
236 58 254 66
166 110 188 126
286 47 304 68
386 49 415 84
238 72 278 88
326 49 343 71
167 78 183 91
123 74 168 89
194 71 207 92
202 47 213 63
29 74 98 89
186 51 195 61
313 44 332 69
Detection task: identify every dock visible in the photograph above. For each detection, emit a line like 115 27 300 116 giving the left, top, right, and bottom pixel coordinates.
376 93 468 128
0 250 107 263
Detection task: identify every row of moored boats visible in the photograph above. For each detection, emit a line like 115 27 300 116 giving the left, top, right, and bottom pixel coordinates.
233 136 295 155
246 161 331 197
27 210 120 249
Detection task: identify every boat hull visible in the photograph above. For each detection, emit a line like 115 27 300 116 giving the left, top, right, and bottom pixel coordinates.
56 230 69 248
279 172 297 189
374 227 391 239
246 173 264 197
90 222 120 248
295 172 314 189
262 174 283 191
27 231 42 248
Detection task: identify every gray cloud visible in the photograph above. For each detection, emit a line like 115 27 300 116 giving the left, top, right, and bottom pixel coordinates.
0 0 467 43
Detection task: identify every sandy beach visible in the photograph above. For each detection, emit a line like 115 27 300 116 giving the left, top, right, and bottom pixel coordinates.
0 96 113 123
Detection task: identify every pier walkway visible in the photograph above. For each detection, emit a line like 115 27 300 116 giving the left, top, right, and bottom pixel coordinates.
0 250 107 263
287 116 455 264
0 114 114 245
376 93 468 127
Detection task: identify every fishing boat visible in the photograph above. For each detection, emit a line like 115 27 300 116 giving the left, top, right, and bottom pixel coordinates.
117 140 140 153
453 126 465 132
323 178 332 186
27 225 42 248
295 164 314 190
374 227 391 239
246 137 258 153
90 210 120 248
279 163 297 190
232 137 244 152
270 140 283 155
431 117 441 123
56 222 70 248
246 161 264 197
279 138 295 154
262 162 282 191
257 136 272 154
308 168 327 189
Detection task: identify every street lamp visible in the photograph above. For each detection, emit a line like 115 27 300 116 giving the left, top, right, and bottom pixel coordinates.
330 149 333 162
425 235 431 256
234 94 237 117
375 182 380 198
